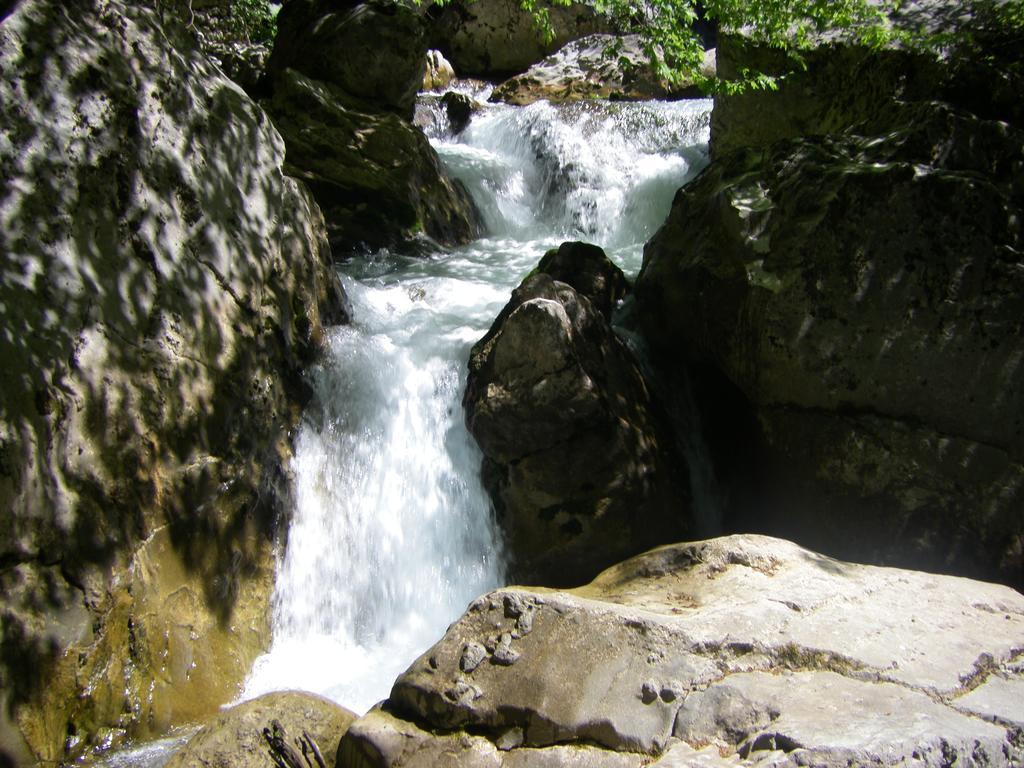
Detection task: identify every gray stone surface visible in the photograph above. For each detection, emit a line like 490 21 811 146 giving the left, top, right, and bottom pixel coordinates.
427 0 613 78
0 0 344 761
492 34 714 106
344 535 1024 766
954 673 1024 730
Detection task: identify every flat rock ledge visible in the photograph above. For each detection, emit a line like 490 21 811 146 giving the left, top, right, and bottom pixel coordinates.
341 534 1024 767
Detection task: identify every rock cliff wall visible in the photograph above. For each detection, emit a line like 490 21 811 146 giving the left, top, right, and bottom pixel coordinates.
0 0 345 761
635 0 1024 587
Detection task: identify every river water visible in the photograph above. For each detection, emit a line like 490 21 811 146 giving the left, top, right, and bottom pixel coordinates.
97 91 711 766
239 91 713 713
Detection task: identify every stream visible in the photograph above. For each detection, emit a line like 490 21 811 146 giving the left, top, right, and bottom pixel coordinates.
99 89 712 765
241 90 713 712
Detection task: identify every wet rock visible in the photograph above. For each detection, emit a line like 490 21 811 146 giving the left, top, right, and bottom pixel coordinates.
269 0 427 119
532 241 630 318
442 90 475 134
464 244 689 586
492 34 715 106
426 0 613 79
347 534 1024 766
636 97 1024 587
423 48 456 91
165 690 356 768
265 68 481 252
0 0 344 761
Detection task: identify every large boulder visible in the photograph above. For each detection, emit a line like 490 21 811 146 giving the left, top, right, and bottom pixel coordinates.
710 0 1022 157
262 1 481 252
463 243 689 586
0 0 345 762
268 0 427 119
165 690 357 768
265 68 481 252
634 0 1024 589
138 0 273 95
491 34 715 106
341 534 1024 766
426 0 613 79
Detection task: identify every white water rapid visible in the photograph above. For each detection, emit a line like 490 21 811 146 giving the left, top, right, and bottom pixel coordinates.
238 92 714 715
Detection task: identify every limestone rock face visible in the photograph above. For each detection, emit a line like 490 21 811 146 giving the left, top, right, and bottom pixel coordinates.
266 68 481 252
269 0 427 119
492 35 714 106
165 690 357 768
0 0 345 762
464 243 689 586
427 0 613 78
342 534 1024 767
635 0 1024 588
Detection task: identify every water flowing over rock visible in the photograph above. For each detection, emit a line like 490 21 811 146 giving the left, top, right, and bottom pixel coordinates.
492 34 715 106
0 0 346 762
426 0 613 78
262 0 481 252
464 243 690 586
340 534 1024 767
164 690 356 768
635 0 1024 588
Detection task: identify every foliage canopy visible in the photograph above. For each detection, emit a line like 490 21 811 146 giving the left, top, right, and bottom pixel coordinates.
525 0 1024 92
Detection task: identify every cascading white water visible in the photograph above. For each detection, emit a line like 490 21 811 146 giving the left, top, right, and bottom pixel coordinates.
241 91 713 715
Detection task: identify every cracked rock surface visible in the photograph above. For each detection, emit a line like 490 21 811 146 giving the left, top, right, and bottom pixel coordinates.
342 534 1024 767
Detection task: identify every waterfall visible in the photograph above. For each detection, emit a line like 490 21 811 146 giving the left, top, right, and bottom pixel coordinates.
240 91 713 715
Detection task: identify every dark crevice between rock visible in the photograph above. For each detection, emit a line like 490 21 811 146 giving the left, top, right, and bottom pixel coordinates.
739 731 803 757
948 647 1024 704
379 696 660 758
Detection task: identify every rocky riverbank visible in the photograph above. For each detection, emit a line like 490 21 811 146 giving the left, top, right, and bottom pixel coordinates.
2 0 1022 764
341 534 1024 766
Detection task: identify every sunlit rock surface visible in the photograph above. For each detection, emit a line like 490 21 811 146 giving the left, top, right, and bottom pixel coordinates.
464 243 689 587
165 690 356 768
492 34 714 106
0 0 346 762
426 0 613 79
342 534 1024 767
